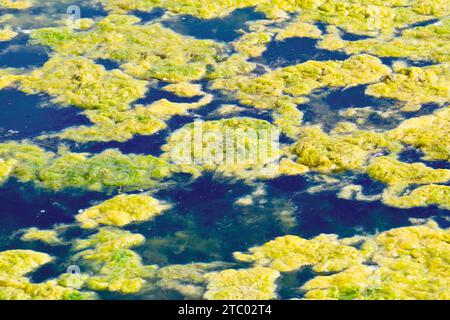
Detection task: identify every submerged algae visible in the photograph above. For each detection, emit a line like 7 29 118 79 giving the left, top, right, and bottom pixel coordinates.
388 106 450 161
204 267 280 300
234 234 364 273
0 27 17 42
76 194 171 228
302 222 450 300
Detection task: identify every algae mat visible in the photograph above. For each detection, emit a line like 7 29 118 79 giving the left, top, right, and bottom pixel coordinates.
0 0 449 300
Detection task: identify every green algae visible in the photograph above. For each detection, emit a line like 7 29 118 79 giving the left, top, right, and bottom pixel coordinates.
388 106 450 161
31 15 224 83
163 82 204 98
0 27 17 42
0 250 93 300
20 227 63 245
205 54 256 80
366 63 450 110
73 228 157 294
302 221 450 300
204 267 280 300
383 184 450 210
290 126 402 172
275 19 322 40
162 117 282 180
19 55 148 110
0 0 32 9
233 30 273 58
234 234 364 273
0 142 175 192
319 17 450 63
76 194 171 228
0 158 16 184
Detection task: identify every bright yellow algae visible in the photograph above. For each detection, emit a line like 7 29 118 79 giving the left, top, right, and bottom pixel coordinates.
388 106 450 161
163 82 204 98
275 19 322 40
31 15 224 83
0 250 92 300
20 227 62 245
234 234 364 273
0 158 16 184
382 184 450 210
302 222 450 300
73 228 157 294
233 31 273 58
76 194 171 228
366 64 450 109
290 126 402 172
19 55 148 110
204 267 280 300
0 0 32 10
0 27 17 42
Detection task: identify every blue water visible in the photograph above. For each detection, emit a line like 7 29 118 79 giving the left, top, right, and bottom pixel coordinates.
0 3 448 300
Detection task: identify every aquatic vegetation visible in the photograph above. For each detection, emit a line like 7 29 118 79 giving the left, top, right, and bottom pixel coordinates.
367 156 450 188
0 27 17 42
383 184 450 210
19 55 148 110
366 64 450 110
0 69 23 90
73 228 157 294
234 234 363 273
76 194 171 228
388 106 450 161
319 17 450 63
233 30 273 58
275 20 322 40
0 158 16 184
204 267 280 300
20 227 62 245
290 126 402 172
31 15 224 83
0 250 93 300
0 0 32 10
206 54 256 80
302 221 450 300
162 117 282 180
163 82 204 98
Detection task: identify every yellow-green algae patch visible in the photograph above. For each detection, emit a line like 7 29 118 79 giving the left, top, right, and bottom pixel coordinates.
290 126 401 172
20 227 63 245
19 55 148 110
319 17 450 63
73 228 157 294
0 142 175 192
382 184 450 210
366 63 450 110
275 19 322 40
0 158 16 184
233 30 273 58
204 267 280 300
234 234 364 273
162 117 283 180
0 250 93 300
76 194 171 228
49 94 213 143
31 15 224 83
0 27 17 42
387 106 450 161
0 0 32 10
302 221 450 300
162 82 204 98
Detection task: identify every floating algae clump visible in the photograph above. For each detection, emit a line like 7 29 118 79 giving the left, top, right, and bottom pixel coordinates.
20 227 62 245
204 267 280 300
0 158 16 184
31 15 224 83
383 184 450 210
0 0 32 10
73 228 157 294
275 19 322 40
163 82 204 98
76 194 171 228
0 250 92 300
234 234 364 273
37 149 174 192
366 64 450 110
233 31 273 58
387 106 450 161
0 27 17 42
162 117 282 180
19 55 148 110
320 17 450 63
290 126 401 172
367 156 450 188
302 221 450 300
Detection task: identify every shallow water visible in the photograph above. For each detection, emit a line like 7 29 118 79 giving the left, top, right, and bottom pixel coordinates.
0 1 448 300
